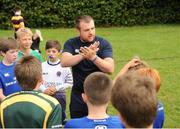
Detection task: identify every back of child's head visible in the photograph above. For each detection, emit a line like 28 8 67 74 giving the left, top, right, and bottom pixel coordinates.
134 67 161 92
13 6 22 15
0 37 18 54
45 40 61 52
14 55 42 90
111 73 157 128
84 72 113 105
16 27 33 39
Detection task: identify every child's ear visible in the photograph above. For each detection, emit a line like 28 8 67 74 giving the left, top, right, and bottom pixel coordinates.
0 51 5 57
82 93 87 103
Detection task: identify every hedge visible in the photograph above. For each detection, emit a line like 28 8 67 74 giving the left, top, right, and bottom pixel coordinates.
0 0 179 29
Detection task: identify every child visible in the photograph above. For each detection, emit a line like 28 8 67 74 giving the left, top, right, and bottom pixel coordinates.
134 67 164 128
16 27 43 62
11 7 25 34
39 40 73 122
11 7 43 53
111 73 158 128
0 55 62 128
65 72 124 128
0 37 22 101
114 57 164 128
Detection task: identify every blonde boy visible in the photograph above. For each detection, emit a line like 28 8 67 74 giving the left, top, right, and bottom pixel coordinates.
16 27 43 62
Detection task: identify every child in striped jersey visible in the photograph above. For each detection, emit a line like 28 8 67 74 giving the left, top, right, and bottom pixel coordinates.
11 7 43 53
39 40 73 123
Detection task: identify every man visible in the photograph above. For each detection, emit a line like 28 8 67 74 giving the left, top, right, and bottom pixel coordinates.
61 15 114 118
0 56 62 128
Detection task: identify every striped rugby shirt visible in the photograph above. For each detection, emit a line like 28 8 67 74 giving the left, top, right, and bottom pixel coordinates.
0 90 62 128
11 15 24 31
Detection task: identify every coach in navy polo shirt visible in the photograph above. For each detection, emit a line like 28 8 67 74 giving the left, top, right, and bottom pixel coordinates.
61 15 114 118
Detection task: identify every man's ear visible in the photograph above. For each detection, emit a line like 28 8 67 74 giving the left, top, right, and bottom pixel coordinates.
82 93 87 103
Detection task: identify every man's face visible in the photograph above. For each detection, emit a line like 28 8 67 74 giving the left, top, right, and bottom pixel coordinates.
18 34 32 50
78 20 95 43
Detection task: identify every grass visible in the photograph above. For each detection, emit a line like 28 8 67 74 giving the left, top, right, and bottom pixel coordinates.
0 24 180 127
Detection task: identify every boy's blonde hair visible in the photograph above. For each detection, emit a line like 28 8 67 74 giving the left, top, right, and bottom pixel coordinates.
16 27 33 39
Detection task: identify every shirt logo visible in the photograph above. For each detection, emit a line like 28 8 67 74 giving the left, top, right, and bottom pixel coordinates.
4 73 10 77
56 71 61 77
95 125 107 129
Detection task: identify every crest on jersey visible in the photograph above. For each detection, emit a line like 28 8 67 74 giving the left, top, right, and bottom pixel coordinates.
56 71 61 77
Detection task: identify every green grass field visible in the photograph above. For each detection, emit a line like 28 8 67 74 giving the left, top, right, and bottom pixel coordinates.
0 24 180 127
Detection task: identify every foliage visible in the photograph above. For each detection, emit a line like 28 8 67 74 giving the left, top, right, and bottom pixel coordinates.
0 0 180 29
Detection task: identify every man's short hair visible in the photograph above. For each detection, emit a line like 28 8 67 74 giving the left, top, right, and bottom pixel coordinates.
84 72 113 105
14 56 42 90
75 15 93 29
16 27 33 39
0 37 18 53
111 73 157 128
45 40 61 52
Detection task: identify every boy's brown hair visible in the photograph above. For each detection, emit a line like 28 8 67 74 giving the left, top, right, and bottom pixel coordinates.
84 72 113 105
135 67 161 92
75 15 93 29
45 40 61 52
111 73 157 128
14 56 42 90
16 27 33 39
0 37 18 53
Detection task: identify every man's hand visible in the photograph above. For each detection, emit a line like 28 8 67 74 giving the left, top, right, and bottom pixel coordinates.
80 41 99 60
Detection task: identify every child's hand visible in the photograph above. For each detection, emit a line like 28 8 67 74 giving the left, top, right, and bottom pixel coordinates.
44 86 57 95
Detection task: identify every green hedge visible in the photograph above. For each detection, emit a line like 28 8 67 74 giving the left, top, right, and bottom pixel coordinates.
0 0 179 29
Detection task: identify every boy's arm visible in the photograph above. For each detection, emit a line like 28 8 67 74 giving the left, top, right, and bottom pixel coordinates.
63 68 73 88
0 89 6 101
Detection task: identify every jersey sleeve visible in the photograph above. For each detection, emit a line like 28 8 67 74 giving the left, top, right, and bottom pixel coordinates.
38 54 44 62
63 68 73 88
62 39 74 54
100 39 113 58
0 75 4 89
47 104 62 128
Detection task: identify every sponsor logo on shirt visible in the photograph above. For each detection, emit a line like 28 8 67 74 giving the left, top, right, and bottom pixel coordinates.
56 71 61 77
4 73 10 77
5 80 17 87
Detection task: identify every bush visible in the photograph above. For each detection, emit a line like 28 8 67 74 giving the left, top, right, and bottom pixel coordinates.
0 0 179 29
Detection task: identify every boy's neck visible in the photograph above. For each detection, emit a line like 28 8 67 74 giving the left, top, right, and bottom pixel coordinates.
19 48 31 55
87 103 109 119
48 58 59 63
2 59 14 66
